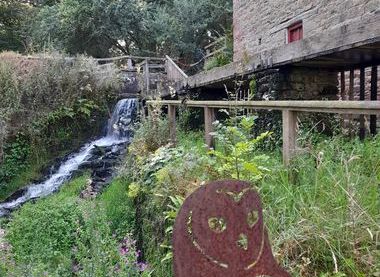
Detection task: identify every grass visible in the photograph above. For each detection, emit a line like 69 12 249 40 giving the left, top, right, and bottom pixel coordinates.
126 120 380 276
1 114 379 276
260 137 380 276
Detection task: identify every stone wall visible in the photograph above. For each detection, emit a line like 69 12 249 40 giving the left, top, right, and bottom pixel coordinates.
280 67 339 100
233 0 380 61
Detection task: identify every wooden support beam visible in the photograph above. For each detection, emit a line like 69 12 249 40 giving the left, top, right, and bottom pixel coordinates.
348 70 355 136
340 71 345 100
370 66 378 135
282 110 298 166
145 59 150 95
359 67 366 140
168 105 177 146
204 107 216 149
147 100 380 115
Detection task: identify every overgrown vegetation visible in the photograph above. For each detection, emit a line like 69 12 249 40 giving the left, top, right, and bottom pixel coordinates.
0 51 120 200
1 0 232 65
1 104 379 276
115 108 379 277
0 175 149 276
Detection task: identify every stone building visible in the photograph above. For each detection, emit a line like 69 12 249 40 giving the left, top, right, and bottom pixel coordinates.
184 0 380 133
188 0 379 95
233 0 379 62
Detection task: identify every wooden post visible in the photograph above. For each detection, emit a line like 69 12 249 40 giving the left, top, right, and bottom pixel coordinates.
204 107 216 149
168 105 177 146
370 66 378 135
340 71 345 100
348 69 354 136
144 59 150 95
359 67 365 140
282 110 298 166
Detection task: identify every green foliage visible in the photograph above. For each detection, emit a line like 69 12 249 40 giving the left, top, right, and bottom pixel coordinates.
0 52 120 200
28 0 152 57
0 133 30 185
128 112 170 158
151 0 232 62
99 178 136 239
210 116 271 180
204 51 232 71
260 136 380 276
0 1 32 52
3 175 145 276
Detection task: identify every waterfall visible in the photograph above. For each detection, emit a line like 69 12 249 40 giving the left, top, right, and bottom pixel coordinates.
0 98 137 217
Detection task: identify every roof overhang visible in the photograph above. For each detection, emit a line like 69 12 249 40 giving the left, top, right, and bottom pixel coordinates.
187 12 380 89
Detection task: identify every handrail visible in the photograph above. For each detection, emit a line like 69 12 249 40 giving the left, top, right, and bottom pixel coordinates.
25 55 165 62
147 100 380 115
165 55 188 79
95 55 165 62
147 99 380 165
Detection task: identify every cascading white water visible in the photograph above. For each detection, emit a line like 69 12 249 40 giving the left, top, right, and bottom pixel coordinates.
0 98 137 217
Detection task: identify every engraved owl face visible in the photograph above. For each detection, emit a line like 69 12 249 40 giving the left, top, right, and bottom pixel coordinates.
187 181 264 270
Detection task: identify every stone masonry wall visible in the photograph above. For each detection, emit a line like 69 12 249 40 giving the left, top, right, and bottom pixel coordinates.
233 0 380 61
280 67 339 100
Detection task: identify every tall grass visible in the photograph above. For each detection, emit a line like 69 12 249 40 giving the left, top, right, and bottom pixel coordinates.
261 137 380 276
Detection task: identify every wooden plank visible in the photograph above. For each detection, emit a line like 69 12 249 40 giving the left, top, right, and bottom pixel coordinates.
168 105 177 146
165 55 188 79
147 100 380 115
204 107 216 149
359 67 366 140
282 110 298 166
145 60 150 94
370 66 378 135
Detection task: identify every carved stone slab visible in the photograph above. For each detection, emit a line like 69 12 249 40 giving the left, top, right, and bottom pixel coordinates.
173 180 290 277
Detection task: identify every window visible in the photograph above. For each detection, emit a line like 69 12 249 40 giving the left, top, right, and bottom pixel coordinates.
288 22 303 43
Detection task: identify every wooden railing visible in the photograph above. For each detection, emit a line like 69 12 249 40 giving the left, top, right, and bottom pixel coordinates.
147 100 380 165
165 55 188 82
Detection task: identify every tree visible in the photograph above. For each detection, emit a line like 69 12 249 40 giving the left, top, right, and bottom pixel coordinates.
0 1 32 52
26 0 232 60
149 0 232 63
29 0 151 57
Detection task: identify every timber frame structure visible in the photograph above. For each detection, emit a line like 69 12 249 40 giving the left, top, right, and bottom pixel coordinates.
147 100 380 165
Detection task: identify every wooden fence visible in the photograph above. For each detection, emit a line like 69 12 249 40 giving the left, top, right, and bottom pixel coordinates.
147 100 380 165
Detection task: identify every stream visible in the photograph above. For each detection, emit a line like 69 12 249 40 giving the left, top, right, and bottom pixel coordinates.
0 98 137 217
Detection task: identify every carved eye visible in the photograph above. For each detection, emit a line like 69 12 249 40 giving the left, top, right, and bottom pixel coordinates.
237 233 248 250
208 217 227 233
247 210 259 228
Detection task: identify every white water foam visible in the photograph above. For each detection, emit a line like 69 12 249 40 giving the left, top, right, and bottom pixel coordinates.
0 99 137 217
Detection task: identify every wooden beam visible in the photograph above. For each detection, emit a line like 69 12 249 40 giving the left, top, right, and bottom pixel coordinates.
204 107 216 149
359 67 366 140
282 110 298 166
340 71 345 100
147 100 380 115
145 60 150 94
349 69 354 101
370 66 378 135
168 105 177 146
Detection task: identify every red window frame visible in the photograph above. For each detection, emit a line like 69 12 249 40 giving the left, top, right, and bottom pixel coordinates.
287 22 303 43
